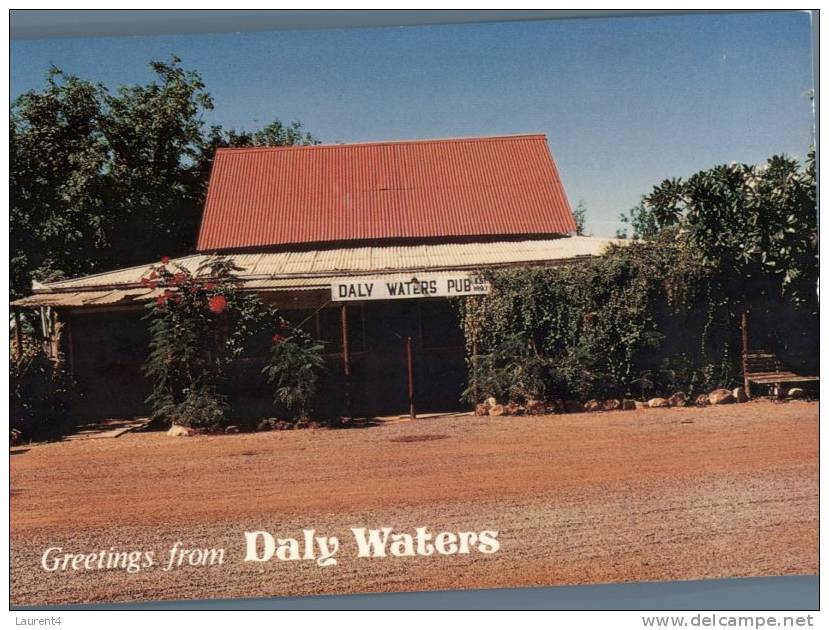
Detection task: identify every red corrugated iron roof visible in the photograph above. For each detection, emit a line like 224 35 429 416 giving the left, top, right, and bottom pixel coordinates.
196 134 576 251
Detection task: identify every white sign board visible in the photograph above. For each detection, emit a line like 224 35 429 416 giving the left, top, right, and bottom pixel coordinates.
331 274 490 301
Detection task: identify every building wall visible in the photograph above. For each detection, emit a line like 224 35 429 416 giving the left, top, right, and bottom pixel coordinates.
65 292 469 420
68 308 152 419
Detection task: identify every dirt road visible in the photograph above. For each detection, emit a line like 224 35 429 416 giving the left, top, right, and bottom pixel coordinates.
10 400 818 606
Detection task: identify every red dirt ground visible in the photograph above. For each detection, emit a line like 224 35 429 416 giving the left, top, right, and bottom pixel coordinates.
10 400 818 606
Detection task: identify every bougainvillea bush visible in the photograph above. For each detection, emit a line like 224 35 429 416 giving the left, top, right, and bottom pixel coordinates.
141 256 324 430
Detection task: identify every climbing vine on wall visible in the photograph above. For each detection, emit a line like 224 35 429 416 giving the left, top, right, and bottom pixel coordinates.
458 231 745 404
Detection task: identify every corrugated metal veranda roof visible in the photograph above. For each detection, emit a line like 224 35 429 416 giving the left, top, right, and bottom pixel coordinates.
13 237 624 307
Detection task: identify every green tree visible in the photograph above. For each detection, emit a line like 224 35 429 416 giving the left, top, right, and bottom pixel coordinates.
208 119 319 149
573 199 588 236
98 58 215 269
616 200 659 240
644 153 817 303
10 57 318 300
11 68 109 296
461 151 818 404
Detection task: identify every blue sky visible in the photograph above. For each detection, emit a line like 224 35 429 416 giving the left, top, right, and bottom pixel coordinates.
11 11 815 236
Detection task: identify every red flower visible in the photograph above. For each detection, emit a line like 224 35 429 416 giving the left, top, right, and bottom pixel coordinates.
204 282 217 290
171 272 186 285
161 256 170 265
163 289 175 299
141 277 158 289
155 295 167 307
208 294 227 314
271 333 286 344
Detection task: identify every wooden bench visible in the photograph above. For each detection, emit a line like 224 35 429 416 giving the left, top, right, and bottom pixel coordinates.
742 350 819 398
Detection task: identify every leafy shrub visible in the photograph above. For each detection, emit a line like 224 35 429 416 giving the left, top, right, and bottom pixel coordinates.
461 234 743 402
143 256 277 429
166 386 229 431
10 342 73 441
142 255 328 429
263 328 326 419
463 333 557 404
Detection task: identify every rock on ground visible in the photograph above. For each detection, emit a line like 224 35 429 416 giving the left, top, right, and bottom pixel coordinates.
648 398 669 408
709 389 736 405
506 402 523 416
733 387 749 403
525 399 546 415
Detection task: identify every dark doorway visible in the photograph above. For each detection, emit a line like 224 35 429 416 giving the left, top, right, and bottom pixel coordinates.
361 299 467 416
416 299 468 412
364 302 416 414
69 309 151 419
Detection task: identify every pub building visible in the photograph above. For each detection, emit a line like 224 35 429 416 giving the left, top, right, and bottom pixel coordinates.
12 134 620 419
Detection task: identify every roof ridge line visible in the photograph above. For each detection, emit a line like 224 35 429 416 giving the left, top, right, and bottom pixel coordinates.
214 133 548 154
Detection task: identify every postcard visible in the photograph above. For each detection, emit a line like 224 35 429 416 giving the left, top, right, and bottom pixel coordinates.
9 10 818 609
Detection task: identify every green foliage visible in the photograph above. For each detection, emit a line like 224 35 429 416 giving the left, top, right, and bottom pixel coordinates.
11 68 109 297
461 233 739 402
166 388 229 431
142 256 277 429
463 152 817 404
573 200 588 236
645 152 817 303
10 343 74 441
263 329 326 419
142 255 326 428
616 200 660 240
207 119 319 149
10 57 318 300
463 333 556 404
